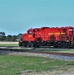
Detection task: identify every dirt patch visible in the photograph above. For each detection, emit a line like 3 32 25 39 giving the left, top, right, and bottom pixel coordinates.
0 42 18 44
21 67 74 75
21 70 74 75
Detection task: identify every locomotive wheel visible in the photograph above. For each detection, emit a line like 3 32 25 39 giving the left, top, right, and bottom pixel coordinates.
19 42 22 47
33 41 40 48
57 43 62 48
22 42 26 47
21 41 28 47
27 42 34 48
61 42 69 48
57 42 69 48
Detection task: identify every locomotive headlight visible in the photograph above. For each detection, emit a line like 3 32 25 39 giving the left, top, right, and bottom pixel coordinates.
19 40 22 42
28 35 32 37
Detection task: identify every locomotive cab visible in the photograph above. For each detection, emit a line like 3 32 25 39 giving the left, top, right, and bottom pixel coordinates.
19 28 35 47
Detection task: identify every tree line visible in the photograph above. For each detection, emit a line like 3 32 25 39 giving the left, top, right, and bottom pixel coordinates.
0 32 22 41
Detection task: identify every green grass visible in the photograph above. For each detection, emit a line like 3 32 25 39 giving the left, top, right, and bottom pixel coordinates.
37 49 74 53
49 49 74 53
55 49 74 53
0 55 74 75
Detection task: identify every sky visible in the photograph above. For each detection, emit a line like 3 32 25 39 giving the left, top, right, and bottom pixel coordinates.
0 0 74 35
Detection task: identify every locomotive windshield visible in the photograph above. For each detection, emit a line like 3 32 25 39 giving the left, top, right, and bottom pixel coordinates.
28 31 32 34
27 28 33 34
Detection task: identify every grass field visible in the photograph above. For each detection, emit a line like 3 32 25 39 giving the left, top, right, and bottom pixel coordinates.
0 55 74 75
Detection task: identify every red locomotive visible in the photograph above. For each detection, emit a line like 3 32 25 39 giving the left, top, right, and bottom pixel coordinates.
19 26 74 48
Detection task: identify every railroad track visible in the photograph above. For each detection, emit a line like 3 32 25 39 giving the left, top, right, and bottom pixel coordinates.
0 46 74 57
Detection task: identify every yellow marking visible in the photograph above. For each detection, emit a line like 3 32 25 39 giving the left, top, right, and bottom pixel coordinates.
48 33 53 35
48 32 65 35
55 33 60 34
61 33 65 34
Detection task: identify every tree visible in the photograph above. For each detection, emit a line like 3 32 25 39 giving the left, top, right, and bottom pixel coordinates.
12 35 18 41
17 33 22 41
0 32 6 41
6 35 12 41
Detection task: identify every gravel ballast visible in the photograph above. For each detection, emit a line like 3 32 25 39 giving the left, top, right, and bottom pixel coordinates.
0 50 74 61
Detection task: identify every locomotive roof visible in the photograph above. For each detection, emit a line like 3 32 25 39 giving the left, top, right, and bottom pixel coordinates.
28 26 73 31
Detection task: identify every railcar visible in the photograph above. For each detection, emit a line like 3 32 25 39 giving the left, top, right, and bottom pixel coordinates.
19 26 74 48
